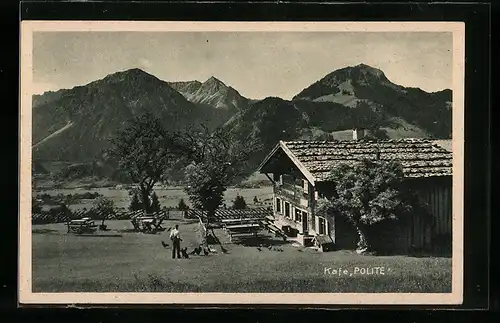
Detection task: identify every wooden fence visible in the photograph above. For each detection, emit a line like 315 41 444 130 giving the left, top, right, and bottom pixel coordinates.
32 208 173 225
186 207 273 221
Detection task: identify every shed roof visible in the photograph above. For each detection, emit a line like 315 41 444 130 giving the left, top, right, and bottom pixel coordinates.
258 139 452 185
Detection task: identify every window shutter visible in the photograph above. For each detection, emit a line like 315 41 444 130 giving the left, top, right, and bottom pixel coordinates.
303 179 309 194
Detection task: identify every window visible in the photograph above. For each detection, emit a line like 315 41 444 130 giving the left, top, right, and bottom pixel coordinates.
276 197 281 213
303 180 309 194
284 202 290 218
318 217 327 235
294 208 302 222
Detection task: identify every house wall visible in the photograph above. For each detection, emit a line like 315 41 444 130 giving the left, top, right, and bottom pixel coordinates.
272 173 310 234
406 176 452 253
312 176 452 254
272 179 336 245
268 164 452 253
312 182 336 240
271 172 325 245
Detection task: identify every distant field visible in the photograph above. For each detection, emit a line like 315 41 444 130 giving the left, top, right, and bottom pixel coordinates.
34 186 274 211
32 219 452 293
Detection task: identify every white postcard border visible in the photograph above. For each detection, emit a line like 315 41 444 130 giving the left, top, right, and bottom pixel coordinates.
19 21 465 305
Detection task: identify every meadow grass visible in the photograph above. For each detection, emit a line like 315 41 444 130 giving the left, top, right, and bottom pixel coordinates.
32 220 452 293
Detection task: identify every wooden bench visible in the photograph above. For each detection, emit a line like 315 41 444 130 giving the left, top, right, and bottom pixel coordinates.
224 223 261 242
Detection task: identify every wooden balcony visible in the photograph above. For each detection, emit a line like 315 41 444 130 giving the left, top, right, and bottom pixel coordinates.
274 182 310 208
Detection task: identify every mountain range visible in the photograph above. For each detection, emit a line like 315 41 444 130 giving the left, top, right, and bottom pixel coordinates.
168 76 249 111
32 64 452 181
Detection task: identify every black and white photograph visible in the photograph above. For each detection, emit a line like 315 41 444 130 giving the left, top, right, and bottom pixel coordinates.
19 21 465 305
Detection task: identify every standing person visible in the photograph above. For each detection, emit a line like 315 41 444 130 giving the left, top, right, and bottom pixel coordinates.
169 224 182 259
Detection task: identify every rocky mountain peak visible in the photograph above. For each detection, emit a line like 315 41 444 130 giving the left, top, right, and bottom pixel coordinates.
202 76 226 90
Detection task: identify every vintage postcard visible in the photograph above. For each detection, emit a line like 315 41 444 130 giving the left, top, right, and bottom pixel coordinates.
19 21 465 305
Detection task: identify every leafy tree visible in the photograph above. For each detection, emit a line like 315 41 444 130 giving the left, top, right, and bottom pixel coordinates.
177 198 189 211
316 159 417 252
150 191 161 213
108 112 177 213
232 195 247 209
92 196 116 227
174 125 261 249
366 128 389 140
129 191 142 212
48 203 72 223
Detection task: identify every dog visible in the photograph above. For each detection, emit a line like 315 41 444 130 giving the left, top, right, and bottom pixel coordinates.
180 247 190 259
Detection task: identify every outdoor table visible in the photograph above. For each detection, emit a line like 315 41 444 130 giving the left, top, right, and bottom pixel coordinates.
68 218 98 234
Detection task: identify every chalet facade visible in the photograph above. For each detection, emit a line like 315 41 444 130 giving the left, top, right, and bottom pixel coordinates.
257 130 453 253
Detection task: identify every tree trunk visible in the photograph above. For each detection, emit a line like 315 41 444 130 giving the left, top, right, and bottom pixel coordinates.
195 214 209 250
356 225 370 252
205 209 227 253
204 210 214 249
140 187 151 214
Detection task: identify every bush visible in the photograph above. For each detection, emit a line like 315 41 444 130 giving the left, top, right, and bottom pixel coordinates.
79 192 100 199
46 203 73 222
316 159 421 253
92 196 116 227
32 197 42 213
232 195 247 209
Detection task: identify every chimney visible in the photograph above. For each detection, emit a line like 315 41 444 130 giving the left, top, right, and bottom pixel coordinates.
353 128 365 140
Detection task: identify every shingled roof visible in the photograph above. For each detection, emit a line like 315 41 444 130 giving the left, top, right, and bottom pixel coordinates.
258 139 452 184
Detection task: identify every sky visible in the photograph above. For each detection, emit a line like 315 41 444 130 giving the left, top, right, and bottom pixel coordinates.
32 31 453 100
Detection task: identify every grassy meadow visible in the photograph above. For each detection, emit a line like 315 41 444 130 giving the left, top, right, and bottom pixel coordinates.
32 217 452 293
34 186 274 212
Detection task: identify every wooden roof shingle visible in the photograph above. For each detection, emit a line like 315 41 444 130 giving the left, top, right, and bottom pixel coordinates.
259 139 453 184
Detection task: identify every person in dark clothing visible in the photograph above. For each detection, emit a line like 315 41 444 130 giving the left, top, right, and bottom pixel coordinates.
169 224 182 259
